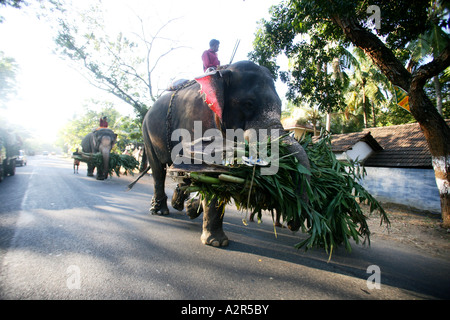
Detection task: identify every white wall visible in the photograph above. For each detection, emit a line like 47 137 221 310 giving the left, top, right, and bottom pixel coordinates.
360 167 441 213
346 141 374 162
335 141 374 163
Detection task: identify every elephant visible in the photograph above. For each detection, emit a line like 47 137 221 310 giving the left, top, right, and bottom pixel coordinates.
139 60 310 247
81 128 117 180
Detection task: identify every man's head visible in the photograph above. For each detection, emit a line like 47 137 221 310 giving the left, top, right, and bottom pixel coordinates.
209 39 220 52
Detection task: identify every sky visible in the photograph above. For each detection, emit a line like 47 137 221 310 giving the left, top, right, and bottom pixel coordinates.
0 0 285 143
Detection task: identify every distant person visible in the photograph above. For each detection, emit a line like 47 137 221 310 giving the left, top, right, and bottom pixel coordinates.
73 148 81 174
202 39 220 72
99 116 108 128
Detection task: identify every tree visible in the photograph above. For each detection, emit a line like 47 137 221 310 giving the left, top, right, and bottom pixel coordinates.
0 0 26 22
0 51 18 109
297 105 323 136
345 47 393 128
250 0 450 227
407 3 450 116
53 1 184 122
57 100 139 153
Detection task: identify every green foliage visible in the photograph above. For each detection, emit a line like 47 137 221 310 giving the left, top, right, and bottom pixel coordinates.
0 51 18 108
250 1 349 113
366 0 431 49
106 153 140 177
57 101 142 152
54 3 150 121
182 134 389 256
53 2 184 123
75 152 139 177
295 134 388 254
0 0 26 23
250 0 448 129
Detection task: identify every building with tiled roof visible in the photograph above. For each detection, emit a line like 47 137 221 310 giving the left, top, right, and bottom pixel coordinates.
362 122 433 168
281 117 316 140
323 121 450 213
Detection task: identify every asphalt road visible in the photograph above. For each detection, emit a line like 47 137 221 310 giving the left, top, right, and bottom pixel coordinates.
0 155 449 302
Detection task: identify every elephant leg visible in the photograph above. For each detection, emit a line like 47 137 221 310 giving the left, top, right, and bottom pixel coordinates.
186 197 203 219
96 167 108 180
171 183 190 211
87 164 94 177
200 197 228 247
249 209 260 222
149 164 169 215
96 170 104 180
146 144 169 215
272 209 283 228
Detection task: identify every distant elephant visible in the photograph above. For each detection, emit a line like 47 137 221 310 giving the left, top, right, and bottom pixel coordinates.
81 128 117 180
139 61 310 246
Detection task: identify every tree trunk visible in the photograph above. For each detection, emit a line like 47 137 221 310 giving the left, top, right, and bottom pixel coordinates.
372 101 377 127
409 49 450 228
434 75 443 116
326 113 331 132
362 78 367 128
432 156 450 228
332 15 450 227
409 84 450 228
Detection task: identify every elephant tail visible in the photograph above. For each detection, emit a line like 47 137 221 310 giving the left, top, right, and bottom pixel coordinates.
126 166 151 191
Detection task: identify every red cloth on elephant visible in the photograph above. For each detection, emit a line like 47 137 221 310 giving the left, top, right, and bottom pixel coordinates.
202 49 220 72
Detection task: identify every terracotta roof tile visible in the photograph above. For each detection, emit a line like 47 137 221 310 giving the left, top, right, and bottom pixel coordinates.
362 122 431 168
326 120 449 168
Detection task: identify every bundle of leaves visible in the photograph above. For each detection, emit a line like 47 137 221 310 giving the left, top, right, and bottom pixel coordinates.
74 152 139 177
183 133 389 255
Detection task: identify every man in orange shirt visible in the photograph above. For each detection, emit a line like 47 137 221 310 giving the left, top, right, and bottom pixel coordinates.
202 39 220 72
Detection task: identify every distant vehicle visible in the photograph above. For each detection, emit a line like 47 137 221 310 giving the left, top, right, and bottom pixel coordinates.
43 151 49 156
0 130 18 182
16 150 27 166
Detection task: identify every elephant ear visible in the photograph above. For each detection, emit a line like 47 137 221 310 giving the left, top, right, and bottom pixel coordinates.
195 70 231 121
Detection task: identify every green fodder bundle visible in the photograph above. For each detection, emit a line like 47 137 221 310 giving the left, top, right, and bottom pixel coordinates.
180 133 389 255
106 153 140 177
74 152 140 177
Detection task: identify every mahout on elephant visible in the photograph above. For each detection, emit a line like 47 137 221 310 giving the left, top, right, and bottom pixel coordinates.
136 61 310 247
81 128 117 180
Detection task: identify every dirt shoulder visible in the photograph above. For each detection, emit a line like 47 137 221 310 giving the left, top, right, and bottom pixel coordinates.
365 203 450 260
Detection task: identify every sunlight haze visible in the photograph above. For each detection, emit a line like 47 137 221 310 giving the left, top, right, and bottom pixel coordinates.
0 0 281 143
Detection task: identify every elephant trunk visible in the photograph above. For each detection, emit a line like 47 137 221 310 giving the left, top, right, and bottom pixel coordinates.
244 123 310 231
97 136 112 180
101 149 110 180
279 132 311 231
282 134 311 183
245 122 310 180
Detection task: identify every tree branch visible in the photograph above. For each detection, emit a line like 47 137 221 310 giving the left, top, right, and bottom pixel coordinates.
331 15 412 90
411 44 450 88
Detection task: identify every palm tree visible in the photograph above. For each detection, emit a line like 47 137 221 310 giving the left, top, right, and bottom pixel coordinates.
344 47 392 128
406 13 450 116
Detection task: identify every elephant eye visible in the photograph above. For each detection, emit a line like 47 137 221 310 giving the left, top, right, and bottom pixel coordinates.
240 100 257 119
242 100 255 110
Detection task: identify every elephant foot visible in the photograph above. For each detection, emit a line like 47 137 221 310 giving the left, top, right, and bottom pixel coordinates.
87 173 94 177
149 196 169 215
186 198 203 219
287 219 301 231
201 230 229 247
171 184 189 211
